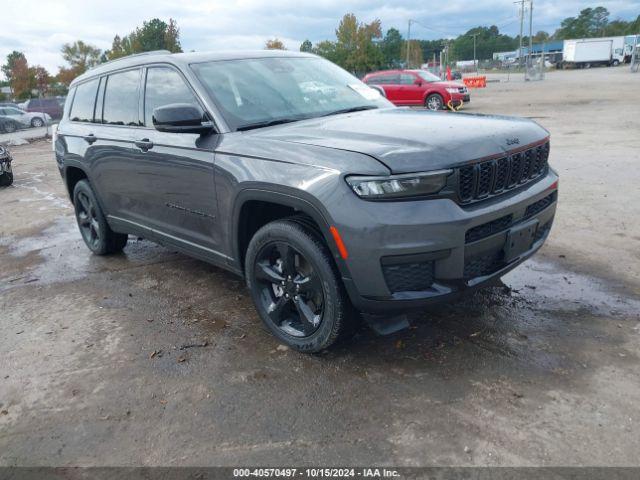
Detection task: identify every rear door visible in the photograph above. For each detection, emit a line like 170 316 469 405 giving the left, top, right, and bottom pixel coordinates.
132 65 220 252
378 73 401 103
87 68 147 225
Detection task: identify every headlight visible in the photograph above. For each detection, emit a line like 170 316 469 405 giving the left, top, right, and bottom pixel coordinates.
346 170 452 200
445 87 460 94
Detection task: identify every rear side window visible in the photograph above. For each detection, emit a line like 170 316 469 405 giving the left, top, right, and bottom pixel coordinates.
144 67 199 126
69 79 99 122
103 69 141 126
370 73 399 85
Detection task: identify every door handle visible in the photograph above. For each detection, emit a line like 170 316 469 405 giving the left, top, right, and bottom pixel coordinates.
83 134 97 144
135 138 154 152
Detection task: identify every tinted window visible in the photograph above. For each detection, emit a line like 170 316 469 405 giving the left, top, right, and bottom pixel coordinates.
144 67 199 126
372 73 399 84
69 79 99 122
103 69 141 126
399 74 415 85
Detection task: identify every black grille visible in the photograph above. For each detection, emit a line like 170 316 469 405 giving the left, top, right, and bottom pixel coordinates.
477 162 493 197
525 192 556 218
457 141 550 205
463 251 504 278
465 214 513 243
494 157 509 192
382 261 434 293
459 165 475 202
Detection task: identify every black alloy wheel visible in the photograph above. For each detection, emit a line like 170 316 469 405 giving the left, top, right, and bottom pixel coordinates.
254 241 324 338
76 190 101 251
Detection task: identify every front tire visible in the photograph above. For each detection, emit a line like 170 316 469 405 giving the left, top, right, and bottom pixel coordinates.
73 180 127 255
31 117 44 128
245 219 355 353
425 93 444 111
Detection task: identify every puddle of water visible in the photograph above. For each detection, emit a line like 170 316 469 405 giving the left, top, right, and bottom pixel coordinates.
503 259 640 317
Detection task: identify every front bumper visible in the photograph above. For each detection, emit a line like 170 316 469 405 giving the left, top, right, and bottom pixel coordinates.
334 170 558 313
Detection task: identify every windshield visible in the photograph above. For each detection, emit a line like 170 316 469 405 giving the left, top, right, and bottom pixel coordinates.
416 70 442 82
191 56 392 131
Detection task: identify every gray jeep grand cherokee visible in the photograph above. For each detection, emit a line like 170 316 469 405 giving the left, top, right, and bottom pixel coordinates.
55 50 558 352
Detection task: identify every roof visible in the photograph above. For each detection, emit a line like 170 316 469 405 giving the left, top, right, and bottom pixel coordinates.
71 49 316 86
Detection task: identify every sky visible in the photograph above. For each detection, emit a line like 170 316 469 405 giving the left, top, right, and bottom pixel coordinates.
1 0 639 78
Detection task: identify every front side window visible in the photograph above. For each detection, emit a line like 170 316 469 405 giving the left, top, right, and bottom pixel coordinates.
69 78 99 122
399 74 416 85
416 70 442 83
144 67 200 126
191 57 391 131
102 69 141 126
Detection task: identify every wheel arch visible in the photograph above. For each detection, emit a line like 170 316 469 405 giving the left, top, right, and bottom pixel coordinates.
231 188 349 279
63 164 90 203
423 89 447 105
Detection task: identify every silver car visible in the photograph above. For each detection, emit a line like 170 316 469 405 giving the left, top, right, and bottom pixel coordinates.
0 106 50 128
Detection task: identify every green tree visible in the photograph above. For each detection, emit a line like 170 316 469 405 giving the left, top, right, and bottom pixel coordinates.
313 40 339 63
300 39 313 52
400 40 423 68
533 31 550 43
381 28 403 67
333 13 383 75
103 18 182 61
61 40 102 74
2 51 27 88
554 7 611 39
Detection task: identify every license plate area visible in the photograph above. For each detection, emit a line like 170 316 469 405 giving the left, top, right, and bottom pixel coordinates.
504 219 539 263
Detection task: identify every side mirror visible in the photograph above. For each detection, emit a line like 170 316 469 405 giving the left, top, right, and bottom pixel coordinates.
152 103 215 134
414 79 423 86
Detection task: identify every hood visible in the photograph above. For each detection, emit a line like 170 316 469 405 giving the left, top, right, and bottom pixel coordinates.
250 108 549 174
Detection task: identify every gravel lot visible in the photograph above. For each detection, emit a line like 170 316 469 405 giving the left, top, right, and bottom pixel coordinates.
1 67 639 467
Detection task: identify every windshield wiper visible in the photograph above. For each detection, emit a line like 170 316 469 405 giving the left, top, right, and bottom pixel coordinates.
320 105 378 117
237 117 305 131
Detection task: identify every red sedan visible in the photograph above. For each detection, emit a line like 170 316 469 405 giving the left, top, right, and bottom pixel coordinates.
363 69 470 110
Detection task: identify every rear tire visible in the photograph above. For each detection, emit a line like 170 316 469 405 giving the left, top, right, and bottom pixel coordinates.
31 117 44 128
245 219 356 353
0 172 13 187
425 93 444 111
73 180 127 255
4 122 17 133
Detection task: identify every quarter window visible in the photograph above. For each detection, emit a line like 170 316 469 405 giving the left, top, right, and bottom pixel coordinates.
144 67 199 126
103 69 141 126
69 78 99 122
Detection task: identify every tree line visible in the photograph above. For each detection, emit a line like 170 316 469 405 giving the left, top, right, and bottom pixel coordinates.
1 6 638 101
0 18 181 101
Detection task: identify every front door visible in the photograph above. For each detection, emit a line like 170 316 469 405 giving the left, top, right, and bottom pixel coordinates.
133 65 220 253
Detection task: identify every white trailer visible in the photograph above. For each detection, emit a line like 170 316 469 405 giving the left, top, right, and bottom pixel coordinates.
562 37 626 68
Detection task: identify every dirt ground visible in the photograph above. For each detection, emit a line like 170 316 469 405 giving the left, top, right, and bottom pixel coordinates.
1 67 639 467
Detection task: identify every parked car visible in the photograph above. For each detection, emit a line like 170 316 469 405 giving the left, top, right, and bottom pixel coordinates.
0 106 50 128
55 50 557 352
0 144 13 186
24 97 63 120
0 115 22 133
363 69 470 110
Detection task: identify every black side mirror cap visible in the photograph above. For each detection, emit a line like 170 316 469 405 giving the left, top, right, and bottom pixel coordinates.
152 103 216 134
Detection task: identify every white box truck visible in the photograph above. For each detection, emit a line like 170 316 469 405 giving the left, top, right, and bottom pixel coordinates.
562 37 626 68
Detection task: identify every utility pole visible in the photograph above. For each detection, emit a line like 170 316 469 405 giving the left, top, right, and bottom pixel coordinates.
515 0 526 67
406 19 413 68
528 0 534 68
471 33 480 74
